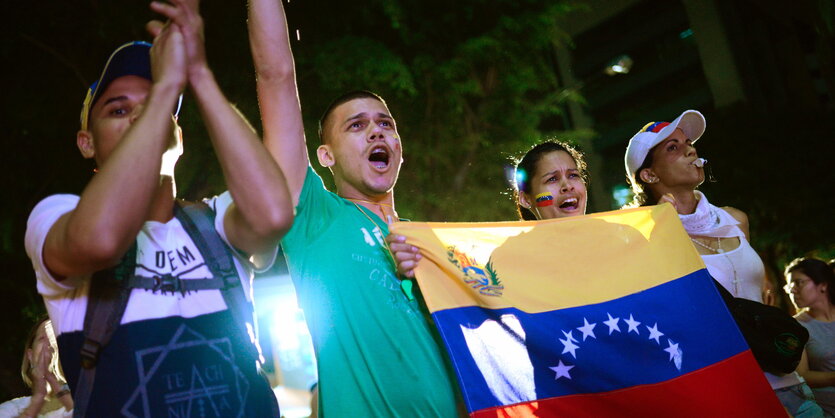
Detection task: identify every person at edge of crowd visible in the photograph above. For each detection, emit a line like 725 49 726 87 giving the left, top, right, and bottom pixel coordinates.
388 139 589 279
247 0 462 416
23 0 293 415
308 382 319 418
763 266 796 313
0 318 73 417
624 110 823 417
786 257 835 416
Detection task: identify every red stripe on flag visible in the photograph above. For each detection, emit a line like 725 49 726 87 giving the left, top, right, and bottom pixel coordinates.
472 351 784 418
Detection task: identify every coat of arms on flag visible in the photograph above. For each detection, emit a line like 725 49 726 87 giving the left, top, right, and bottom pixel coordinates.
391 205 784 417
447 246 504 297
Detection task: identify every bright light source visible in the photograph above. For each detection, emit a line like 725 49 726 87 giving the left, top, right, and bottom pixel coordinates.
612 184 631 207
254 273 317 392
604 55 633 76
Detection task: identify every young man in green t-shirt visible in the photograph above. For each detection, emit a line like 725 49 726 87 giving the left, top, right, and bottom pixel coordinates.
248 0 461 416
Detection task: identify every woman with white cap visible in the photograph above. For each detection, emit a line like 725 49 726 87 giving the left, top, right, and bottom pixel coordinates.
624 110 824 417
624 110 767 301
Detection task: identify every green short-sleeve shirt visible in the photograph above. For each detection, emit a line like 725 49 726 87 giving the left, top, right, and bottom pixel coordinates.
281 167 459 417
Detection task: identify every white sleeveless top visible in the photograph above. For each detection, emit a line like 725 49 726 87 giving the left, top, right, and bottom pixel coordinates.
678 192 765 302
701 230 765 303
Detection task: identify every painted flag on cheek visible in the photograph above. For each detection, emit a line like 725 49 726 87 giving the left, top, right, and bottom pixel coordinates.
390 205 784 417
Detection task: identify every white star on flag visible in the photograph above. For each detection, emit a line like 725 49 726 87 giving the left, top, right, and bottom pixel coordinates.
603 313 620 335
577 318 597 341
549 360 574 380
647 323 664 344
664 338 684 370
625 314 641 334
559 332 580 359
562 329 578 343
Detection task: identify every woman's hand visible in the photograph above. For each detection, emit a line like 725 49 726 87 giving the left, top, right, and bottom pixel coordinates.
20 345 52 417
31 345 52 399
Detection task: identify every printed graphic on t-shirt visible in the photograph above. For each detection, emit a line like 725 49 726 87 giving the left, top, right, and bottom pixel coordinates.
352 225 420 319
58 311 272 418
121 323 249 417
136 242 208 280
359 226 385 247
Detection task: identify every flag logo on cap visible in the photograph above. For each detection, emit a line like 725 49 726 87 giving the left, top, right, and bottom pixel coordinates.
640 121 671 134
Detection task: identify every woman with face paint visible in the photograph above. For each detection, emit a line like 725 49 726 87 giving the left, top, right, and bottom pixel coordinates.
513 141 589 221
388 140 589 278
625 110 823 417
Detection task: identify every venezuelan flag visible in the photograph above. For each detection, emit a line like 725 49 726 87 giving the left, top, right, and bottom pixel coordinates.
391 204 783 417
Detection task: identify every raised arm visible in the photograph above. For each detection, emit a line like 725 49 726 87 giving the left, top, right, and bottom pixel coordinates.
151 0 294 256
43 27 187 279
247 0 308 205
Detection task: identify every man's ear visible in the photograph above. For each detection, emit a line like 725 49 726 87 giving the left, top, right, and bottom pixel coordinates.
317 144 335 168
77 130 96 159
639 167 657 184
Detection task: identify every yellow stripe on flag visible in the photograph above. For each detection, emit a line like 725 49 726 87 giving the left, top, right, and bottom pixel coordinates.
390 204 705 314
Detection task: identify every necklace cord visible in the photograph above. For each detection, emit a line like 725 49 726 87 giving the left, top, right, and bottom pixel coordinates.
349 201 415 301
690 236 739 296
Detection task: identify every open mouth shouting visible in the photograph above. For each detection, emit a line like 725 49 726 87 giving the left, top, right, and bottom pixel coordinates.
557 197 581 213
368 145 391 171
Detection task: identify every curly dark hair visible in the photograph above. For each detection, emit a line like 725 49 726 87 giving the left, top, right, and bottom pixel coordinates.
625 149 656 208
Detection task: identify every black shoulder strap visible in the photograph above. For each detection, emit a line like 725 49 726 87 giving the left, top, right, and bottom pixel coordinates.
74 244 136 417
174 201 261 361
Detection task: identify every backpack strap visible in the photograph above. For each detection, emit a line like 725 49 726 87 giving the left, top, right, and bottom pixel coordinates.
124 274 226 294
74 243 136 417
173 201 261 362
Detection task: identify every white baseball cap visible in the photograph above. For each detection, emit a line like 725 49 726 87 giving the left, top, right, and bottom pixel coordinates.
624 110 706 182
